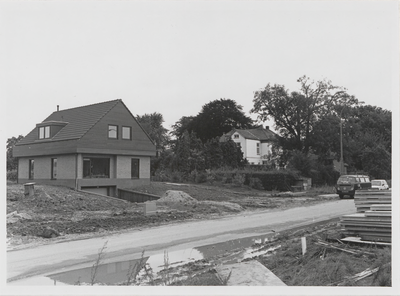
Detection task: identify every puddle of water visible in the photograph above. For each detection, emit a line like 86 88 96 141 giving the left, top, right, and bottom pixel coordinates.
47 232 278 286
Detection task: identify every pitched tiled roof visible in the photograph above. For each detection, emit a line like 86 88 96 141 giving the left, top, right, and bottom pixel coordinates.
16 99 120 145
222 127 277 142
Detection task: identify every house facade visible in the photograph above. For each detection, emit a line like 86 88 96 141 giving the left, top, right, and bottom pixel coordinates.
220 126 278 165
13 99 156 197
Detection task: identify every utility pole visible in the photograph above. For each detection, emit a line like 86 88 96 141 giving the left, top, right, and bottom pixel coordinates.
339 107 345 175
340 118 344 175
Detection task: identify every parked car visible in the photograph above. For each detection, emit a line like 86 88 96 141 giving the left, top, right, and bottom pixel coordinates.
371 179 389 190
336 175 371 199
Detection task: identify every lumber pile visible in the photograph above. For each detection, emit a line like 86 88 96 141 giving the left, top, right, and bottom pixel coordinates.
340 195 392 243
354 195 391 213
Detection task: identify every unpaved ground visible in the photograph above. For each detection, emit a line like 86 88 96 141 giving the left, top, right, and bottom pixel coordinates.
7 181 337 248
168 221 391 286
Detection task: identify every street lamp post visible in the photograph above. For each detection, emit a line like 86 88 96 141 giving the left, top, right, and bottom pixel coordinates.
339 107 345 175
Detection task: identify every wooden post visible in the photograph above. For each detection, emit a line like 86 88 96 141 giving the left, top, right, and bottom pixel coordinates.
301 237 307 255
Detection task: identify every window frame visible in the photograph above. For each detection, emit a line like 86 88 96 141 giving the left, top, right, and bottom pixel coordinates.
51 158 57 180
122 126 132 140
108 125 118 139
256 143 260 155
83 157 110 179
38 126 51 139
131 158 140 179
29 159 34 180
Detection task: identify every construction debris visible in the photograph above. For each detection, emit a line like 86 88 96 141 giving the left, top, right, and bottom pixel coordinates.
340 195 392 243
354 195 391 213
329 263 390 286
314 239 375 256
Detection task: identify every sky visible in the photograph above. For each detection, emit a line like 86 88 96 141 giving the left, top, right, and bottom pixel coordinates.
1 2 399 294
0 0 398 140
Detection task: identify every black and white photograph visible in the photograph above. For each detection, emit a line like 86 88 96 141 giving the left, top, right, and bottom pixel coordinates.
1 0 398 295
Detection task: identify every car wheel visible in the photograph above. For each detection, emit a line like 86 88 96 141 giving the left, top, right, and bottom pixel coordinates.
350 194 354 199
339 194 344 199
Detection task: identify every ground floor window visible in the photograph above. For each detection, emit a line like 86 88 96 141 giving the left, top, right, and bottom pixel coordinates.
83 158 110 178
29 159 34 179
131 158 139 179
51 158 57 179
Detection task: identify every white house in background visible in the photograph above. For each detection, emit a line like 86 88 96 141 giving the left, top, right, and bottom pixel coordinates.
220 126 278 165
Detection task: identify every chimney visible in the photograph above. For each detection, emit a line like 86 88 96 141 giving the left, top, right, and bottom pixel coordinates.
57 105 59 111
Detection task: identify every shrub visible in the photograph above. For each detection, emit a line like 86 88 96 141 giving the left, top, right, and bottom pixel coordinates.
232 173 246 187
249 177 264 190
7 170 17 181
195 171 208 183
245 170 299 191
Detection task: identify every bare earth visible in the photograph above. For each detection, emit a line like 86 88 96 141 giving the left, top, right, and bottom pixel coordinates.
6 181 336 248
6 182 392 287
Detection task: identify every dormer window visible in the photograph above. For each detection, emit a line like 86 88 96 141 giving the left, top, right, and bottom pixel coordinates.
36 121 68 140
39 126 51 139
233 134 239 139
108 125 118 139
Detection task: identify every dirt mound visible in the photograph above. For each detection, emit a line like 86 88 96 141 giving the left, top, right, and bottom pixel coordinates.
157 190 198 203
201 201 243 212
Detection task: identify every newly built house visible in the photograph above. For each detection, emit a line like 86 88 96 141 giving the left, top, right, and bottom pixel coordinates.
220 126 278 165
13 99 156 196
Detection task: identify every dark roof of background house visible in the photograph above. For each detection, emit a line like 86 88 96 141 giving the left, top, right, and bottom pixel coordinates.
16 99 122 145
221 126 277 142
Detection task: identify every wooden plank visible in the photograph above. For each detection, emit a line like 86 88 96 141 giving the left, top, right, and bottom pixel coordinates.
360 235 391 243
370 204 391 211
365 211 392 217
340 215 391 222
342 230 391 237
340 221 391 227
341 237 391 246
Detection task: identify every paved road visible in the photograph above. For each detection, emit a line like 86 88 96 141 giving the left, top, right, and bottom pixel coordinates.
8 198 357 284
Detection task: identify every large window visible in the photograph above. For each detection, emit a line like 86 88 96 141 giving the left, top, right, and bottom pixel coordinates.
83 158 110 178
131 158 139 179
29 159 34 179
122 126 131 140
39 126 50 139
51 158 57 179
108 125 118 139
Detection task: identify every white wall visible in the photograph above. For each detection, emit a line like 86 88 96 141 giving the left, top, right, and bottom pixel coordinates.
231 132 247 158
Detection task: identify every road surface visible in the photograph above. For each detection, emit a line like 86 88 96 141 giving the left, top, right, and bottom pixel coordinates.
8 198 357 284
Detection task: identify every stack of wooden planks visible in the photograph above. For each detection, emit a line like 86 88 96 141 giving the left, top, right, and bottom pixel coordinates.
354 195 391 213
340 195 392 243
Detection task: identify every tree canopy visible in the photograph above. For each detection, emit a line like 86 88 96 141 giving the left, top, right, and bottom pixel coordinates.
251 76 359 154
136 112 170 152
172 99 254 142
7 135 23 171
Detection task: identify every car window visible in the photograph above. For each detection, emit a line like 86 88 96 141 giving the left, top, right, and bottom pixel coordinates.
356 178 361 182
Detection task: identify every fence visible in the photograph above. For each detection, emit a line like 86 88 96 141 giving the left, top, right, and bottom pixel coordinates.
117 188 160 203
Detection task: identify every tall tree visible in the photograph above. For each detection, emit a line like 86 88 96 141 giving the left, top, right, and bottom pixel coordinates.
6 135 23 171
170 116 195 139
310 105 391 178
136 113 170 152
251 76 359 154
174 99 254 142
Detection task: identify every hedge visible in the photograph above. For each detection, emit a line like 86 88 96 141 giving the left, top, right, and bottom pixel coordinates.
244 170 298 191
